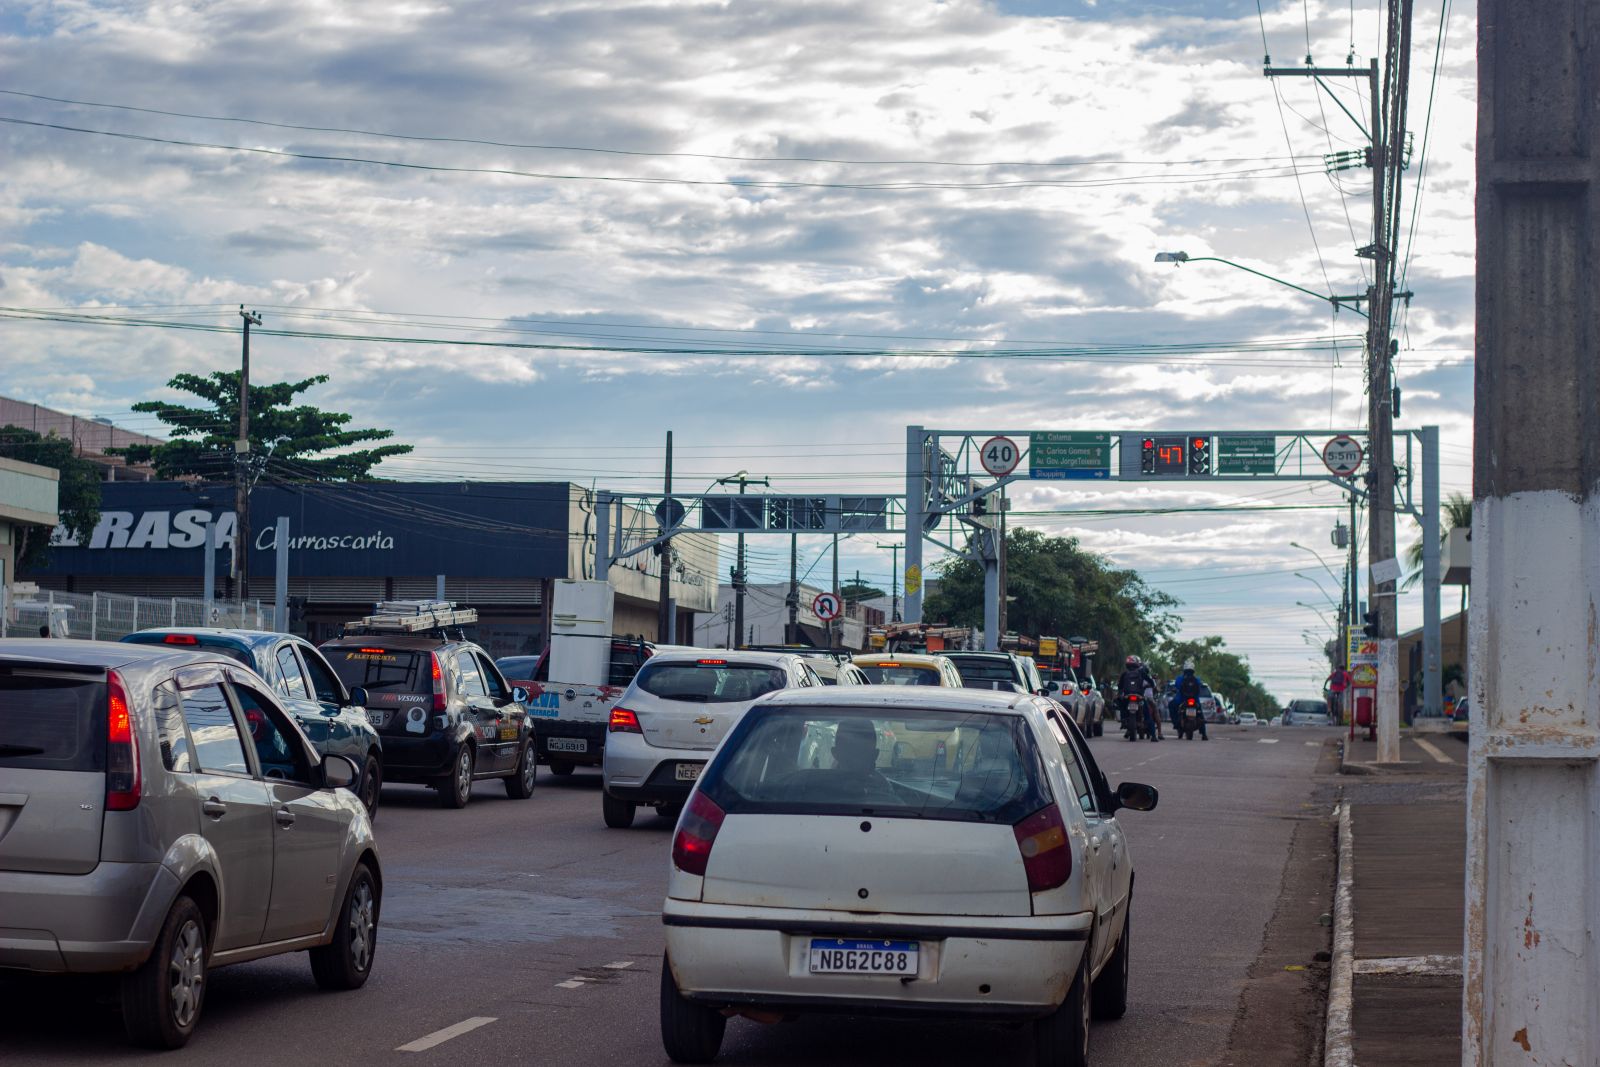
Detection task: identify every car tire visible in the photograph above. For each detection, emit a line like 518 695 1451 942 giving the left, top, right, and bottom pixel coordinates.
1091 902 1131 1021
1034 950 1090 1067
360 755 382 823
1093 719 1104 738
602 790 636 829
659 956 726 1064
549 760 575 776
310 862 380 991
504 742 537 799
439 744 474 808
120 894 208 1049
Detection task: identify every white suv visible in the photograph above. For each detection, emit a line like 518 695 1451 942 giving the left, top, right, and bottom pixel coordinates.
657 686 1158 1065
600 650 817 829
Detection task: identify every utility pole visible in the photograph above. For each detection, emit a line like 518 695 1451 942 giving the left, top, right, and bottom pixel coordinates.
786 533 799 644
876 542 902 622
831 533 841 650
723 600 733 650
657 431 673 643
234 307 262 601
1467 3 1598 1061
715 472 769 652
997 484 1009 639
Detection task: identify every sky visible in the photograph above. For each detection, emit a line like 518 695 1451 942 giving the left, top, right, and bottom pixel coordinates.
0 0 1476 698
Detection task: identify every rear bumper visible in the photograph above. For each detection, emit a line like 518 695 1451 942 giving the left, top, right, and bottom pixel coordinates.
536 720 606 766
662 899 1089 1017
377 731 461 780
604 733 710 804
0 862 178 974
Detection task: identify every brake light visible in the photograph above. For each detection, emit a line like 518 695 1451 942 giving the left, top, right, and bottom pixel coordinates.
672 791 726 875
430 653 446 713
106 671 141 811
162 633 200 645
1013 803 1071 892
1128 694 1140 703
609 707 642 733
696 658 727 666
1187 698 1196 706
359 647 387 655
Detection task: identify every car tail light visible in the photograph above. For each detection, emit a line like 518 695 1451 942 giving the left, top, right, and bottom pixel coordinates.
672 791 726 876
162 634 199 645
1013 804 1071 892
696 658 727 666
106 671 141 811
609 707 642 733
430 653 447 713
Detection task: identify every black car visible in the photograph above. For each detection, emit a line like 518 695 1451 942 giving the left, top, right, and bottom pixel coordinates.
322 633 537 808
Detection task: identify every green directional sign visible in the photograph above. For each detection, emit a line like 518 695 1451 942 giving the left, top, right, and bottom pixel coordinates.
1030 432 1111 480
1217 435 1278 475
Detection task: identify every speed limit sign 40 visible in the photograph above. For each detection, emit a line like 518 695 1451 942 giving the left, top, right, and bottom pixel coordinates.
980 436 1021 478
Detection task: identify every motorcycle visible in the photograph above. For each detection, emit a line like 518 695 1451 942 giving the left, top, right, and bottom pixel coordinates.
1179 697 1201 740
1120 693 1147 741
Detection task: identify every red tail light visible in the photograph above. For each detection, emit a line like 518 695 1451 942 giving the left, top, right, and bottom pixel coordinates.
430 653 447 713
1128 694 1140 703
672 791 726 875
106 671 141 811
609 707 642 733
1186 698 1196 706
1013 803 1071 892
162 634 199 645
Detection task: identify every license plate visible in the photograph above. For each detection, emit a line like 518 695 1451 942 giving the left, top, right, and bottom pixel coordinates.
366 710 387 728
808 939 919 976
547 738 587 754
675 763 703 782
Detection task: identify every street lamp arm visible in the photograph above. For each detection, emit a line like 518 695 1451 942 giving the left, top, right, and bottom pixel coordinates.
1156 253 1370 318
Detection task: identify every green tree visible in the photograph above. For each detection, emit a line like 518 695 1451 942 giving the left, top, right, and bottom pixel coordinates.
1403 491 1472 617
1149 635 1278 718
923 527 1178 672
0 426 102 567
841 579 887 604
112 371 411 480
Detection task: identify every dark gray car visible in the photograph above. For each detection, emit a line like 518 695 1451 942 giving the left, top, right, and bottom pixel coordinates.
0 640 381 1048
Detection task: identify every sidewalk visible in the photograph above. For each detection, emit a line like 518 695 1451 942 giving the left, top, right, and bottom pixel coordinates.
1328 732 1467 1067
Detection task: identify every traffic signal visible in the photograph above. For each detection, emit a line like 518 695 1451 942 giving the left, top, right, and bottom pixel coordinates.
971 493 988 517
1362 611 1380 638
1141 438 1156 475
1189 436 1211 475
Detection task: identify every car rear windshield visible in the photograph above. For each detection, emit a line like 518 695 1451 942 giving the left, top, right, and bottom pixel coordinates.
0 668 107 772
857 664 941 686
946 657 1020 686
635 661 787 703
122 633 252 666
700 706 1048 824
328 646 428 693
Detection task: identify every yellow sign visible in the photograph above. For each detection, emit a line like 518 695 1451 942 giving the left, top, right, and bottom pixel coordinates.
1039 637 1059 657
1351 664 1378 687
869 632 887 649
904 564 922 597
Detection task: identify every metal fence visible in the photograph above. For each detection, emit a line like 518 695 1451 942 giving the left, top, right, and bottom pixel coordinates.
2 590 267 640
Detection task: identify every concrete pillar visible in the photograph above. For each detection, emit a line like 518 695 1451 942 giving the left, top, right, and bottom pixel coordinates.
1376 638 1399 762
273 517 288 632
1421 425 1444 719
1466 3 1600 1062
903 425 925 625
982 530 999 652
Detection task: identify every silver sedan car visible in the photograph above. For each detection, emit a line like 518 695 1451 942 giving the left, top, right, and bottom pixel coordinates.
0 640 382 1048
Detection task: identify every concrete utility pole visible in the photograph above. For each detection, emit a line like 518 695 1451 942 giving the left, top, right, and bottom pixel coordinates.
831 533 840 650
876 542 902 622
716 472 769 651
234 307 262 601
1467 3 1599 1062
786 533 798 644
657 431 673 643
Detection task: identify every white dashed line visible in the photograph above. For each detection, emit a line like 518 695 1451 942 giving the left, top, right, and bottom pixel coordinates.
604 960 635 970
1258 738 1280 744
1413 737 1455 764
555 980 587 989
1306 741 1321 746
396 1017 497 1052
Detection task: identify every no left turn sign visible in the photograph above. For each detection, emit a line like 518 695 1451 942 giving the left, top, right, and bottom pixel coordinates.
812 592 842 621
1323 435 1364 478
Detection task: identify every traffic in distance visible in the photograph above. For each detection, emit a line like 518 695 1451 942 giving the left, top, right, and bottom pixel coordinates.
0 596 1334 1064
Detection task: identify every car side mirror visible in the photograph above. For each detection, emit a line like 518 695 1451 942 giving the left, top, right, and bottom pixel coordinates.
347 686 369 708
322 753 359 791
1045 681 1061 694
512 686 530 704
1114 781 1159 813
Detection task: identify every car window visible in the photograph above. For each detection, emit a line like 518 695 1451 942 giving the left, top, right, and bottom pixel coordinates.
230 681 312 783
456 651 487 698
151 682 194 773
177 682 251 776
299 647 344 704
948 657 1021 685
607 644 649 687
1044 710 1096 813
328 646 427 694
476 653 508 700
635 660 788 703
0 670 107 772
857 663 941 686
275 645 309 700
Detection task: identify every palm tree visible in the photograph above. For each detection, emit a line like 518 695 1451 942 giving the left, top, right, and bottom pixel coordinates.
1403 491 1472 617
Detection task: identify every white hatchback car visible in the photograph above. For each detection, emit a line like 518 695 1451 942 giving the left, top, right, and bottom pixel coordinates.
658 687 1158 1066
601 650 818 829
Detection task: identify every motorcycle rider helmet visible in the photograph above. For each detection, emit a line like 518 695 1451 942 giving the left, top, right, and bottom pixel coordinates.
1126 654 1139 666
1183 659 1196 672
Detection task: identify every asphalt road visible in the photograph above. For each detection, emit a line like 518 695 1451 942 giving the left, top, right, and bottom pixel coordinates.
2 723 1341 1066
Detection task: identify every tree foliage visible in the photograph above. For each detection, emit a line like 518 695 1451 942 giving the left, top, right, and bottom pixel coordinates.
112 371 411 481
0 426 102 567
841 579 887 604
923 528 1179 674
1147 635 1279 718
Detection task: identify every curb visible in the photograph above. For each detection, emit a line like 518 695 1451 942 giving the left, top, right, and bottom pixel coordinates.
1325 801 1355 1067
1338 740 1374 776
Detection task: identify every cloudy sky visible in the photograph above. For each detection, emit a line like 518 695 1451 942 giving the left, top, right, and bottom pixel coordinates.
0 0 1475 696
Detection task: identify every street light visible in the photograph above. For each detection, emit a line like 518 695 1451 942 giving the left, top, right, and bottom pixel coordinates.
1290 541 1345 588
1154 251 1369 317
1295 571 1339 609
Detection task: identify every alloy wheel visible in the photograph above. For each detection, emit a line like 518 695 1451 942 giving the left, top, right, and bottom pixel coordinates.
456 748 473 802
348 879 376 973
168 919 205 1029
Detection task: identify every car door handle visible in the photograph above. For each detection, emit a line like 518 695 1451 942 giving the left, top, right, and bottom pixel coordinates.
274 806 296 828
202 798 227 818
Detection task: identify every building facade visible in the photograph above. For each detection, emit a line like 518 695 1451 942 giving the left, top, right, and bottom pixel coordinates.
0 456 61 626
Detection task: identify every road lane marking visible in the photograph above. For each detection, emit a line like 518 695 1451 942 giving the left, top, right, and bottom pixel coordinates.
1258 738 1280 744
1306 741 1321 746
556 980 587 989
1413 737 1455 764
604 960 635 970
397 1017 497 1052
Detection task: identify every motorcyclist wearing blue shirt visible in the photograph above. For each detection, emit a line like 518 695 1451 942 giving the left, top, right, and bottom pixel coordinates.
1170 661 1210 740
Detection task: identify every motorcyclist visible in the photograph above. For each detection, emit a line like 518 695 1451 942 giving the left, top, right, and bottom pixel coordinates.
1171 661 1210 740
1117 656 1160 741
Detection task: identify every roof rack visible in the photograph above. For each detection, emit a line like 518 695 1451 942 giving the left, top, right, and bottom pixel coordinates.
344 600 478 634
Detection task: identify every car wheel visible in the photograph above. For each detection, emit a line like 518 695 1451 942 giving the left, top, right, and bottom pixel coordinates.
504 742 537 799
1091 902 1131 1021
120 894 207 1049
602 790 636 829
549 760 576 776
310 862 380 991
1093 719 1104 738
659 956 726 1064
360 755 382 823
439 744 474 808
1034 950 1090 1067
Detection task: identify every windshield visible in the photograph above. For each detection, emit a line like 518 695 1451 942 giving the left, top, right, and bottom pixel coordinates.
0 670 106 771
858 664 941 686
328 647 427 693
495 656 540 679
946 658 1019 686
635 661 788 703
701 706 1048 823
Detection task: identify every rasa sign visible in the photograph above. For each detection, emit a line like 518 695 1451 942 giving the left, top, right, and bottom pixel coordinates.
33 481 573 580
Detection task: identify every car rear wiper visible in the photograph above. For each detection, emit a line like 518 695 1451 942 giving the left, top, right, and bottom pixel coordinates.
0 744 46 756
